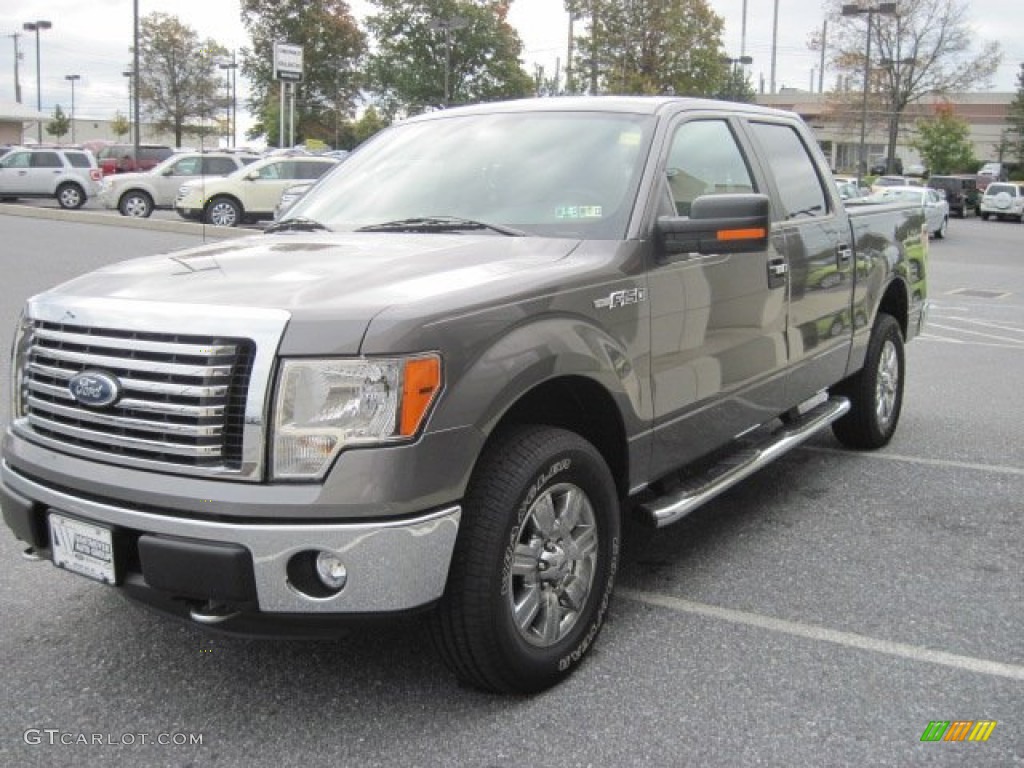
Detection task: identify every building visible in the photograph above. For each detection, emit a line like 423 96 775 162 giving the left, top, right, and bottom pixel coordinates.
0 100 214 149
757 90 1015 173
0 101 48 145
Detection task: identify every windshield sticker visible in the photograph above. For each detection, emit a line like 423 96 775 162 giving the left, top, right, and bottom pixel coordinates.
619 131 642 146
555 205 603 220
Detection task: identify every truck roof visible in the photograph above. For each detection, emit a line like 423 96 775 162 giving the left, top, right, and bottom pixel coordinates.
404 95 799 122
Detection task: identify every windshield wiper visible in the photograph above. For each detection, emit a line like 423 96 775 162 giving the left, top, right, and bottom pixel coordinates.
264 217 331 233
355 216 526 237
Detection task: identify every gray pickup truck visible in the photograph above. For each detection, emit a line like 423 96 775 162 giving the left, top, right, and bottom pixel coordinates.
2 97 928 693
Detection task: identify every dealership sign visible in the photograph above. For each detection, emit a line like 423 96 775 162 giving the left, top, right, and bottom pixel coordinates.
274 43 303 82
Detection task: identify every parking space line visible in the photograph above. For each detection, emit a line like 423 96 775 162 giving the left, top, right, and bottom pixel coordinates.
800 446 1024 477
617 588 1024 682
925 322 1024 345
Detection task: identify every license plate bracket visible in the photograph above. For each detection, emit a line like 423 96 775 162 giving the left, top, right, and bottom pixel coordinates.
48 512 118 585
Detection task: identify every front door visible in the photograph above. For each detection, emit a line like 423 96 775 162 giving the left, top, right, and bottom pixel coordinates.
648 117 789 476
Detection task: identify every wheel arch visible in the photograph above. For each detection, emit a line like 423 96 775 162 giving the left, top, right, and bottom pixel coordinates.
203 193 245 218
484 375 630 501
118 187 153 205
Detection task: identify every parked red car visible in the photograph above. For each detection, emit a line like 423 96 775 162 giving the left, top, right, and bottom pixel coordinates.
95 143 174 175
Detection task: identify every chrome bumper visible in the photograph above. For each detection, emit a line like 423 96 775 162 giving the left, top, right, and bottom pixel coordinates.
2 461 460 614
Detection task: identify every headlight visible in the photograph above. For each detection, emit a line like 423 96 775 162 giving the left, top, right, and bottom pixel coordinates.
9 311 30 421
271 355 442 480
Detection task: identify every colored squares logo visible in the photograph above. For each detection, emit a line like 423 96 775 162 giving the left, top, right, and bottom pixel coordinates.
920 720 997 742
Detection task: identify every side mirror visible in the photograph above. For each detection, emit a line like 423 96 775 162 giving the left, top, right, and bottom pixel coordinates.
657 193 771 256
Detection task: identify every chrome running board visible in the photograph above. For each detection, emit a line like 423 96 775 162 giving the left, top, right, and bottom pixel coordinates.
641 397 851 528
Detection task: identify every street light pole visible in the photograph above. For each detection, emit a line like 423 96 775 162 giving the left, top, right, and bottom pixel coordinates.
218 53 238 147
122 70 134 141
65 74 81 143
841 3 897 185
721 55 753 101
22 20 52 143
428 16 467 107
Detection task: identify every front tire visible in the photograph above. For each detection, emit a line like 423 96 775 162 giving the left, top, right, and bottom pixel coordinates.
206 196 241 227
934 217 947 239
118 190 153 218
431 426 620 693
831 313 905 450
56 183 85 209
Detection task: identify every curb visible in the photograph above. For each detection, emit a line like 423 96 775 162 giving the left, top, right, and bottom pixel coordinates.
0 203 254 239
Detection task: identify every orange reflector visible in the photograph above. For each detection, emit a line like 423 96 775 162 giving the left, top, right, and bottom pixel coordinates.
400 356 442 436
717 228 767 241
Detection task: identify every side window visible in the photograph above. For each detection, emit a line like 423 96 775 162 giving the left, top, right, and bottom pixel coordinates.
256 162 281 180
172 157 201 175
748 122 828 220
3 152 31 168
665 120 754 217
31 152 62 169
203 157 236 175
65 152 91 168
300 161 335 180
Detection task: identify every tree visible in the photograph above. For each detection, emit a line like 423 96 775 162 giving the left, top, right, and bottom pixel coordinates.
823 0 1001 173
240 0 366 147
111 112 131 140
138 13 227 147
365 0 534 118
46 105 70 142
912 102 976 174
715 63 756 104
565 0 729 97
1007 63 1024 166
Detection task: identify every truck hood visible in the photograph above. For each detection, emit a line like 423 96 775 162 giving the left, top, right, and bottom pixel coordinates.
45 232 581 354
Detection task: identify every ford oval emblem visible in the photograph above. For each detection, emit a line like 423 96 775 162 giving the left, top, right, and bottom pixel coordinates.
69 370 122 409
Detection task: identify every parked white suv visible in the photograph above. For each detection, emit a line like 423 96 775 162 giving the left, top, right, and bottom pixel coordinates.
175 155 339 226
98 151 260 217
979 182 1024 222
0 147 102 208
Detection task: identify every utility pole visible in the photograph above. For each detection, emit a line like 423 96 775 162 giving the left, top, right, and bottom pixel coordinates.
770 0 780 94
7 33 22 103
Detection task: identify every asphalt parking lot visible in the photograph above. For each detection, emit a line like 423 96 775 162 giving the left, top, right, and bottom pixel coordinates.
0 209 1020 767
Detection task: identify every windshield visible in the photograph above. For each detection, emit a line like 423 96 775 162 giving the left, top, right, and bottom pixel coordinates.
283 110 656 239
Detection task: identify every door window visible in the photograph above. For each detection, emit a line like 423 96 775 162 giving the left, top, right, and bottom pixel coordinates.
665 120 755 217
30 152 62 169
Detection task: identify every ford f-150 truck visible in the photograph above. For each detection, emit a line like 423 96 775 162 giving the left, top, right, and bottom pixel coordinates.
2 97 928 693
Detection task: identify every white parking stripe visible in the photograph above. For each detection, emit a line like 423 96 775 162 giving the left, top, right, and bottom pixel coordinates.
800 446 1024 477
925 322 1024 345
617 588 1024 682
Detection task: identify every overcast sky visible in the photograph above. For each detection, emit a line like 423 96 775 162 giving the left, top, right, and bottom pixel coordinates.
2 0 1020 138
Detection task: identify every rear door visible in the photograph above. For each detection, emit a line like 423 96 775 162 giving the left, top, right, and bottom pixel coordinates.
743 119 855 401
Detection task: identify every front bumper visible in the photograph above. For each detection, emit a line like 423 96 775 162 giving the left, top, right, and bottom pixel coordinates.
1 460 460 616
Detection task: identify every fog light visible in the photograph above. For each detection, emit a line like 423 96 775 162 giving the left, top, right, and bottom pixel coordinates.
315 552 348 590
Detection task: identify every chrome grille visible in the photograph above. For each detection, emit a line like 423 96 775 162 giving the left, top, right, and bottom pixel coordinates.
21 321 255 471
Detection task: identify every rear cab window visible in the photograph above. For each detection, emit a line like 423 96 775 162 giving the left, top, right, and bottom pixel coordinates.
747 122 829 220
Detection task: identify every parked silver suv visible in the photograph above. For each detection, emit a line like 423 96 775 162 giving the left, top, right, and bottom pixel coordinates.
0 147 102 208
98 151 260 217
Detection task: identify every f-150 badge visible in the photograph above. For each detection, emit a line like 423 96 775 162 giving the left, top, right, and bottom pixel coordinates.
594 287 646 310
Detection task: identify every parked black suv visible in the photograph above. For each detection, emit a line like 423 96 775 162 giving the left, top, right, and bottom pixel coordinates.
927 175 979 218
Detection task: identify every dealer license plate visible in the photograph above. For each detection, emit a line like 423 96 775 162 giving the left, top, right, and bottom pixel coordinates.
49 513 116 585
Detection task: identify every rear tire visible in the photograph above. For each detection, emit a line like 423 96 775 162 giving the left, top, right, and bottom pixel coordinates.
831 313 905 450
56 183 85 209
430 426 620 693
